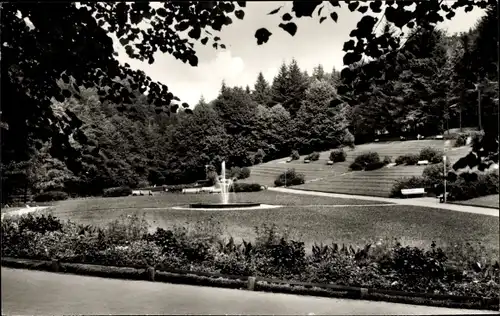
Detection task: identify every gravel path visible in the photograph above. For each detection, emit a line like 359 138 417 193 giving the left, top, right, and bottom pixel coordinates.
1 206 49 220
269 187 499 217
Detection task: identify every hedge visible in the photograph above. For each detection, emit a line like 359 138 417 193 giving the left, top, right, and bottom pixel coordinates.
274 169 305 187
103 186 132 197
390 176 431 197
329 149 346 163
419 147 444 164
352 152 380 167
1 214 498 310
34 191 68 202
291 150 300 161
305 152 320 161
395 154 420 166
230 183 262 193
392 171 498 201
230 167 251 180
365 161 387 171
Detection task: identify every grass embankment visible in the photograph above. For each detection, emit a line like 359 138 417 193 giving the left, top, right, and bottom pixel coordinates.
245 140 470 197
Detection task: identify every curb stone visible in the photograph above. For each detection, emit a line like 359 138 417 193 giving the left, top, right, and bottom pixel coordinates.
1 257 498 311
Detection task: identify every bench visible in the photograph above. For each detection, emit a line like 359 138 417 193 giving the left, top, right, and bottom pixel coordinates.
132 190 153 196
182 188 201 194
437 192 450 203
401 188 426 198
417 160 429 165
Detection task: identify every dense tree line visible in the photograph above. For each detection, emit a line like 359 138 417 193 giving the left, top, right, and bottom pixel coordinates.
1 1 497 202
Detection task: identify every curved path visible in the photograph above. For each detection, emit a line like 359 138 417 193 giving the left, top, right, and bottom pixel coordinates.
0 206 49 220
269 187 499 217
2 268 497 315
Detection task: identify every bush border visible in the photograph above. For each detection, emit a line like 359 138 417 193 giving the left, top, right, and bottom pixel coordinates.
1 257 497 311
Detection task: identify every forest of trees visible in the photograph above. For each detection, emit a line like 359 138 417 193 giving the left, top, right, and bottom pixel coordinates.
1 3 498 202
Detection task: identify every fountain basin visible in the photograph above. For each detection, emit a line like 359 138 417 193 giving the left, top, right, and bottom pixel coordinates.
190 202 261 209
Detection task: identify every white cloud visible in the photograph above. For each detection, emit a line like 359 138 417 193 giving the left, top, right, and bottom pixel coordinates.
111 4 485 106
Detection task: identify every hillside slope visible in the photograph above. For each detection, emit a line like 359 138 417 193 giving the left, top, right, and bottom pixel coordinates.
245 140 471 197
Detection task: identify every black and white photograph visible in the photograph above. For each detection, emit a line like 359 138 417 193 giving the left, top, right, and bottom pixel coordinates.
1 1 499 314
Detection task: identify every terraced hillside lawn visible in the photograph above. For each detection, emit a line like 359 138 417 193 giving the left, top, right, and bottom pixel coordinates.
42 191 499 255
245 140 471 197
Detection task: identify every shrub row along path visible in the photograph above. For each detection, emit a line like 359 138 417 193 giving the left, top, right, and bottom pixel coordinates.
269 187 499 217
2 267 497 315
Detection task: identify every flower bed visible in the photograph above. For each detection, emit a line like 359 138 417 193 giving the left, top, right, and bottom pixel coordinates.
1 214 498 309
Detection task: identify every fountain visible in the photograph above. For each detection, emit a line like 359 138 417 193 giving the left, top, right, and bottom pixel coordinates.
189 161 263 209
163 161 285 211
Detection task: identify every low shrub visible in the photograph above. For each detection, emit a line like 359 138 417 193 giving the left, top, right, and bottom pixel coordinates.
163 184 194 193
349 162 364 171
382 156 392 165
291 150 300 161
390 176 431 197
454 131 484 148
230 183 262 193
329 149 346 163
103 186 132 197
239 167 251 179
274 169 305 187
34 191 68 202
353 152 380 166
230 167 242 179
2 214 499 304
306 152 320 161
455 135 467 147
365 161 386 171
447 173 499 201
419 147 444 164
343 130 356 149
253 149 266 165
422 162 451 184
19 213 63 234
395 154 420 166
230 167 251 180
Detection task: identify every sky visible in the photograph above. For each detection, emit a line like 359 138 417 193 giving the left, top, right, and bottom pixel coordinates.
114 1 486 106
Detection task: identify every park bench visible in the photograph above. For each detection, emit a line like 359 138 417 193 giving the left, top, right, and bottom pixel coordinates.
417 160 429 165
401 188 426 198
131 190 153 196
182 188 201 194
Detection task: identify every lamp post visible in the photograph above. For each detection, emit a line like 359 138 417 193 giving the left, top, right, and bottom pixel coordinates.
443 155 447 203
472 81 483 131
449 103 461 133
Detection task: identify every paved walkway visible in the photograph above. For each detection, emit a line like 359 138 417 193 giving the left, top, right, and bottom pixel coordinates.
2 268 497 315
0 206 49 220
269 187 499 217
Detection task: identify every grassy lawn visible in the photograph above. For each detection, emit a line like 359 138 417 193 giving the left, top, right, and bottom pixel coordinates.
453 194 499 209
44 191 499 254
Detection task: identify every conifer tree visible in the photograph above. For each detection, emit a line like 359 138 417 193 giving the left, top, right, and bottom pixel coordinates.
252 72 272 106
